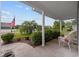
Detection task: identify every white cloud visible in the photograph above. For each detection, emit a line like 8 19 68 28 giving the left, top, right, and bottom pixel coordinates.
1 10 11 15
1 15 13 19
1 16 9 19
16 5 29 10
16 5 23 8
25 7 29 10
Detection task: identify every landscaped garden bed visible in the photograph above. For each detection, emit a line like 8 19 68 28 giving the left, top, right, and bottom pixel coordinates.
1 29 60 48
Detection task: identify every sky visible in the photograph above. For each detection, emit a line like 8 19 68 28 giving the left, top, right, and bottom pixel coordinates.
1 1 55 26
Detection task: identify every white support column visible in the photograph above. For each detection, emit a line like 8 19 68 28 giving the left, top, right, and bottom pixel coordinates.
0 1 1 42
77 2 79 52
0 15 1 30
60 20 62 33
42 11 45 47
0 12 1 30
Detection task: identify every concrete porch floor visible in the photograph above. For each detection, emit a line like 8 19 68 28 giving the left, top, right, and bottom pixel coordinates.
0 39 78 57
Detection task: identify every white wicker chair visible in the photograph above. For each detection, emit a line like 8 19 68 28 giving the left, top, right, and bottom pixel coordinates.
58 31 76 49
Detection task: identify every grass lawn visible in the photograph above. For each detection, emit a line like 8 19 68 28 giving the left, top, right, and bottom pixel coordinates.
14 29 30 39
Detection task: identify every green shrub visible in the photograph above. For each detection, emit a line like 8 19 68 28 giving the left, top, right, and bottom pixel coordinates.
45 29 60 41
1 33 14 43
31 31 42 46
31 29 60 46
52 30 60 39
45 29 53 42
60 32 64 37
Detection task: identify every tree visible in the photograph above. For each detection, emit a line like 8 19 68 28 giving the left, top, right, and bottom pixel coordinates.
65 21 73 31
19 20 38 35
61 20 65 30
52 20 65 32
15 25 20 29
36 25 42 31
52 20 60 31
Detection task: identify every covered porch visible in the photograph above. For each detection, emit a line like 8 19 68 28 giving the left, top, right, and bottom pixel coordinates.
0 1 78 57
22 1 78 47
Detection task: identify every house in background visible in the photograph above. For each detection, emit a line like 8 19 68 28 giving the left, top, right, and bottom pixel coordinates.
1 22 11 29
1 17 15 29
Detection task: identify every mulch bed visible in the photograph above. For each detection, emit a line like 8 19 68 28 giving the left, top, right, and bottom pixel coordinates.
1 37 36 48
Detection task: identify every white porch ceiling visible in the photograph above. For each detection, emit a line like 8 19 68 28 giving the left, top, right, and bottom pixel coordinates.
22 1 78 20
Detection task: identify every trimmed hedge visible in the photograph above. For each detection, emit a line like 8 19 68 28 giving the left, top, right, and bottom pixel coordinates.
1 33 14 43
31 29 60 46
45 29 53 42
31 31 42 46
52 30 60 39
